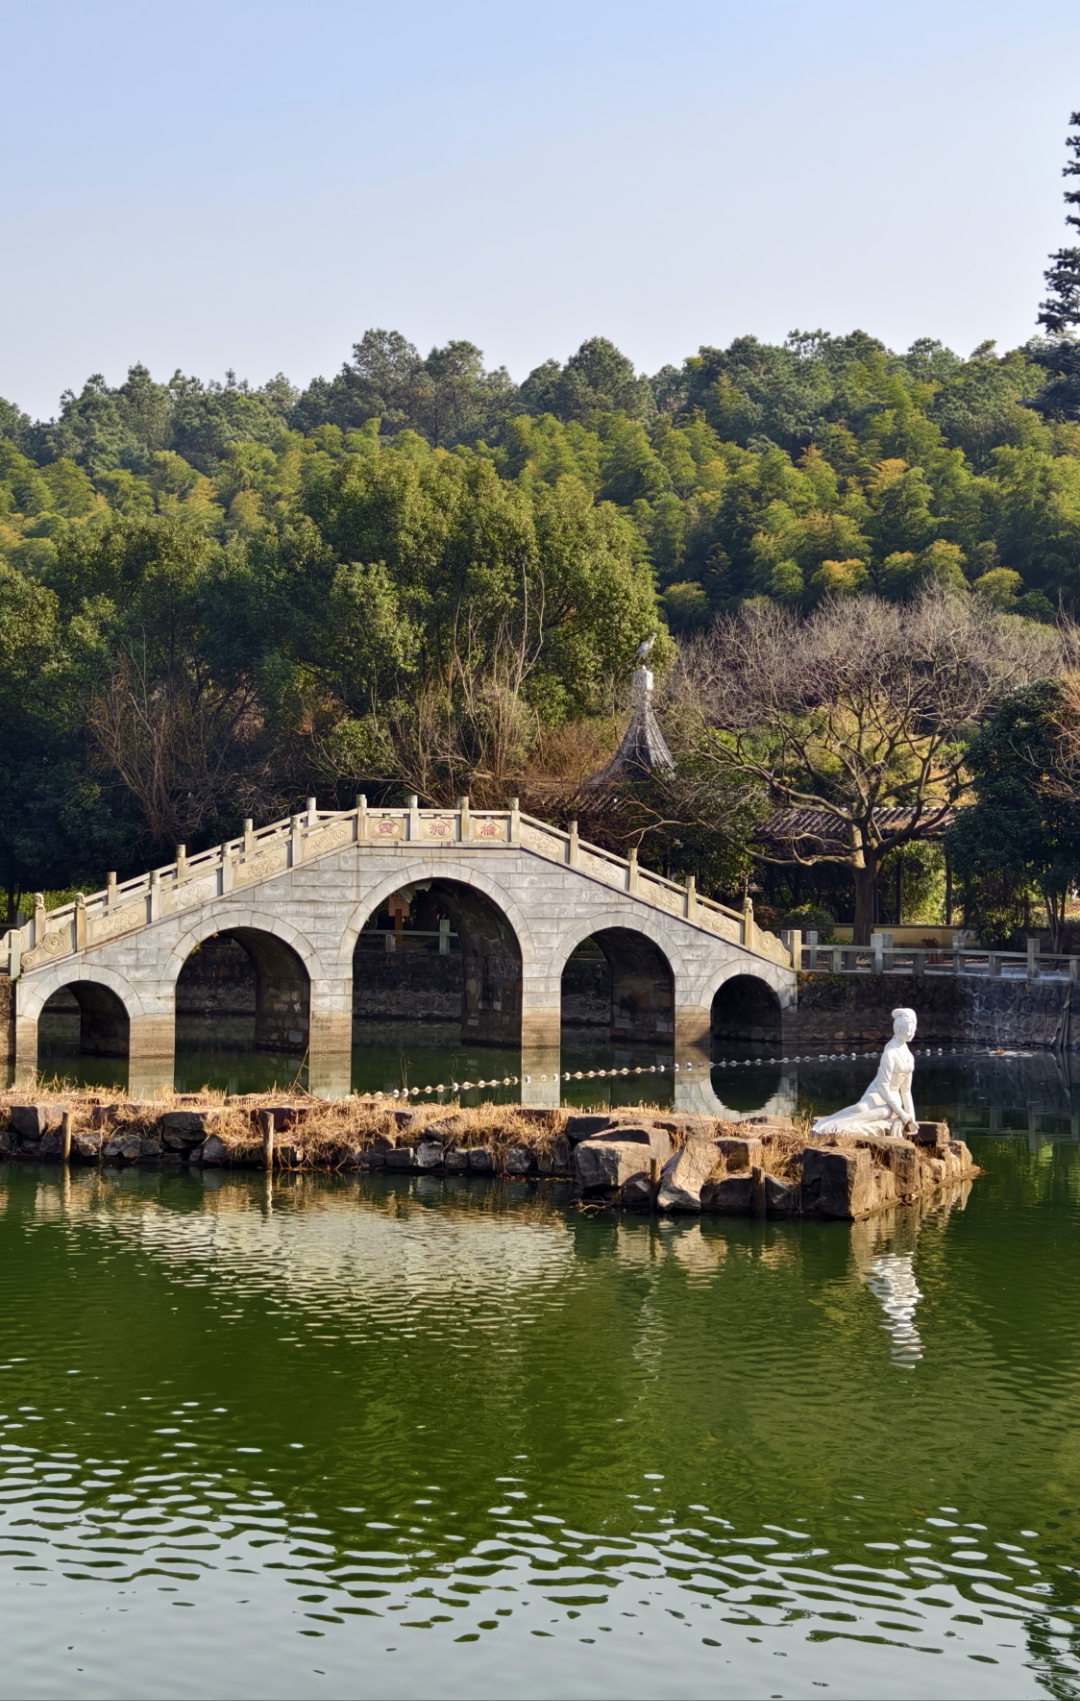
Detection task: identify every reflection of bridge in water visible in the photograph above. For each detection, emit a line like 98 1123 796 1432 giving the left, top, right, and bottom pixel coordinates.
4 800 796 1103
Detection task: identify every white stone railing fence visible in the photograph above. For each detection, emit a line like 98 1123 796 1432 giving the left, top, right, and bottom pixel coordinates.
800 940 1080 983
0 797 792 978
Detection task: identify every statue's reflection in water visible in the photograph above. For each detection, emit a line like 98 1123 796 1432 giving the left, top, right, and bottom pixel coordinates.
863 1252 923 1366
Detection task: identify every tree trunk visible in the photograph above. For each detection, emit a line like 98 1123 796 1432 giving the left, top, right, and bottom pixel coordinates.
852 857 878 946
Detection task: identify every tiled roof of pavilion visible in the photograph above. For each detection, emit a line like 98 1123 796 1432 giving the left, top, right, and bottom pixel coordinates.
756 807 955 854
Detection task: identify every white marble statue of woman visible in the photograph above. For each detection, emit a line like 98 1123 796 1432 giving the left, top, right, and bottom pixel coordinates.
811 1007 918 1138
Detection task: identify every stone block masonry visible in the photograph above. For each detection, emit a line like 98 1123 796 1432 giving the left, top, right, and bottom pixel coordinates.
789 973 1080 1051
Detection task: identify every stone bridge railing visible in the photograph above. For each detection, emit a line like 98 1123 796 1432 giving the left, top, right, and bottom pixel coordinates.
0 797 793 977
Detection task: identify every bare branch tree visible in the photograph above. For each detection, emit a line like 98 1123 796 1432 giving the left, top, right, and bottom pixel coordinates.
388 593 546 806
88 639 271 849
666 590 1068 941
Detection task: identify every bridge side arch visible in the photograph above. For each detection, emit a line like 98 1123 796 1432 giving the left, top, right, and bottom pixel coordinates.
165 909 329 1055
162 908 331 992
546 909 686 1045
696 956 796 1015
544 908 691 983
16 961 148 1025
16 962 147 1070
697 958 795 1049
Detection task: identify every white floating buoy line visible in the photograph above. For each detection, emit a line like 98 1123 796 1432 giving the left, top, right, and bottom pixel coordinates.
367 1041 967 1101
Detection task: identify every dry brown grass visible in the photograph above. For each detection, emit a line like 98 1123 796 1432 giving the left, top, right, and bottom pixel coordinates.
0 1082 572 1168
1 1083 840 1181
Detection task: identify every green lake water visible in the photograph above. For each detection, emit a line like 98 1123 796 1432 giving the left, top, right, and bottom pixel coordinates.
2 1056 1080 1699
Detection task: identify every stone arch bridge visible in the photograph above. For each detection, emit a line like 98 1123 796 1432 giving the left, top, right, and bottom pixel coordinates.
3 800 796 1099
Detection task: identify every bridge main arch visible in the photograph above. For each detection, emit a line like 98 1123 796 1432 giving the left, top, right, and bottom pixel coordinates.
342 863 532 1047
337 860 538 969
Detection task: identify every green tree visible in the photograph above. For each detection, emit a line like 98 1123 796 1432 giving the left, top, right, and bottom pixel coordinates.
1033 111 1080 421
0 565 128 915
947 680 1080 947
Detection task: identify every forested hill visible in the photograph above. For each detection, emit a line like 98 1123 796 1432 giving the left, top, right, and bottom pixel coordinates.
1 325 1078 907
3 327 1078 626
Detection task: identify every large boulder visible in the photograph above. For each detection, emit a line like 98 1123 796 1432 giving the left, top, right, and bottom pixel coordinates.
764 1174 798 1214
564 1113 617 1144
707 1174 754 1213
715 1136 764 1172
413 1140 444 1169
159 1110 220 1141
574 1127 672 1192
654 1115 718 1142
103 1133 146 1163
656 1140 718 1212
10 1103 65 1141
801 1145 880 1219
467 1148 494 1172
198 1134 229 1165
603 1124 673 1158
503 1147 535 1175
913 1120 951 1152
444 1148 470 1172
574 1140 647 1190
537 1138 571 1176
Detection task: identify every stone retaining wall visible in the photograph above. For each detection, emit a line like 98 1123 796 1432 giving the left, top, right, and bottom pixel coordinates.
788 973 1079 1050
0 1092 977 1221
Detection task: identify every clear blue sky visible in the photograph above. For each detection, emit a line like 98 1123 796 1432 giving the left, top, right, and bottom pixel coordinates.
2 0 1078 419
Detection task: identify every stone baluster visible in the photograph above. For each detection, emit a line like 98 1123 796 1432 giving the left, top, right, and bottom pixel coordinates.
509 797 520 844
33 893 45 949
686 874 697 921
627 847 640 895
149 869 161 920
568 821 579 868
408 794 420 840
75 893 87 951
242 821 253 857
176 844 188 881
307 795 318 826
290 814 303 868
356 794 368 840
106 872 117 910
458 795 470 840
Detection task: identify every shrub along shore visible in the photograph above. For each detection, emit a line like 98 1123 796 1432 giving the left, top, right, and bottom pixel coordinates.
0 1086 978 1220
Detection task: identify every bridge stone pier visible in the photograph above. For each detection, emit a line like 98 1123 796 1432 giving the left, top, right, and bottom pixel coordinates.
4 800 797 1096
